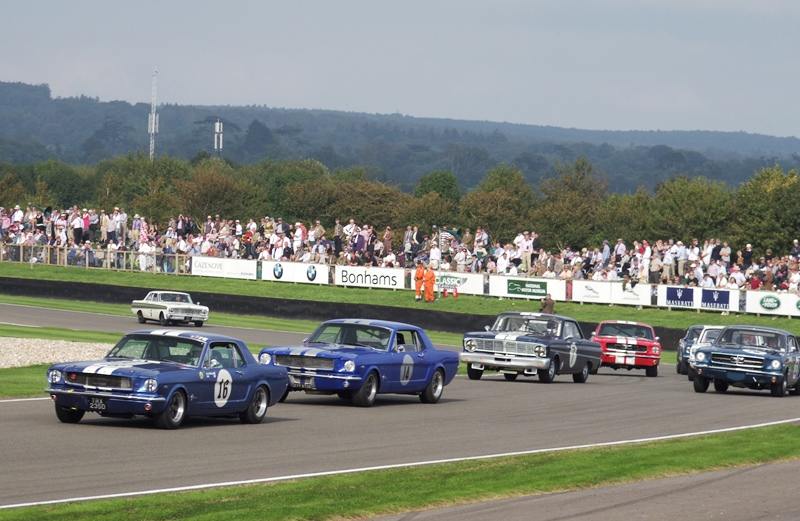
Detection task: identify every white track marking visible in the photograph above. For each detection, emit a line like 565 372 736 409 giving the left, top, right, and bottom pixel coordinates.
2 416 798 510
0 322 41 328
0 397 49 403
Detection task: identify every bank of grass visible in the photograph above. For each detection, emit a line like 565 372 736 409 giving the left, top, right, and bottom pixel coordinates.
0 324 120 344
1 423 798 520
0 364 49 399
2 262 798 333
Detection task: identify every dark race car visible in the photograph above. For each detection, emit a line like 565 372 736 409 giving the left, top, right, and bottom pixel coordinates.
46 330 288 428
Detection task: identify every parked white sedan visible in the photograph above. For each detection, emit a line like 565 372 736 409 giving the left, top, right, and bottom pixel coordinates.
131 291 209 327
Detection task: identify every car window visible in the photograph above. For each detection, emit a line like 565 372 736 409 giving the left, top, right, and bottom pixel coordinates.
789 337 798 352
563 322 583 340
107 335 204 366
205 342 246 369
308 324 392 350
395 330 420 352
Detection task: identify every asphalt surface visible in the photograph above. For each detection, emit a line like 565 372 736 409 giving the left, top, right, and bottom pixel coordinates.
0 303 798 510
374 461 800 521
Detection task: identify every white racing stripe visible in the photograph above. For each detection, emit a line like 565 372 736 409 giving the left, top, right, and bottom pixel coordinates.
1 416 798 509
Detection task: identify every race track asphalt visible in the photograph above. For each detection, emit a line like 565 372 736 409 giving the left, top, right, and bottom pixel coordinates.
373 460 800 521
0 304 798 509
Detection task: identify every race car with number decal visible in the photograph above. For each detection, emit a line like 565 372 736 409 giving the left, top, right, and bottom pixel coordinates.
461 312 602 383
131 291 209 327
690 325 800 397
258 319 459 407
592 320 662 377
45 330 288 429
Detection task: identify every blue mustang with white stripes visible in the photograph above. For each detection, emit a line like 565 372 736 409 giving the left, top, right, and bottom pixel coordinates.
46 330 288 429
259 319 459 407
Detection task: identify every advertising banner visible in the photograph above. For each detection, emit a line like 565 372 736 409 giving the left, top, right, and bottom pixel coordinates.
744 290 800 316
699 288 740 312
190 257 258 280
610 282 652 307
658 286 696 308
434 272 484 296
334 266 406 290
488 276 567 301
571 280 613 304
260 261 330 284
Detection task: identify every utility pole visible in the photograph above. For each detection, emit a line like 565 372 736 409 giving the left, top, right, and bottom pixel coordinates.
213 118 224 156
148 69 159 161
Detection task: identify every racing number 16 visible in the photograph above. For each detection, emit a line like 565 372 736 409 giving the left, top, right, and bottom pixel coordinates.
216 379 230 399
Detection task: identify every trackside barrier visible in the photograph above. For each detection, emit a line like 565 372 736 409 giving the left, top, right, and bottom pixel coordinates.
1 246 798 317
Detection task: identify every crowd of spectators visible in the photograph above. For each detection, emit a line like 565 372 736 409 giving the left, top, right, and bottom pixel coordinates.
2 203 799 292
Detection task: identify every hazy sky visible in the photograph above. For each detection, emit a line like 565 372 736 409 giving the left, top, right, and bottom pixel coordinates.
3 1 798 136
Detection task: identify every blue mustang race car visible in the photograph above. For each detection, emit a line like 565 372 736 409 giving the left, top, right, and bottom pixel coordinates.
259 319 460 407
46 330 289 429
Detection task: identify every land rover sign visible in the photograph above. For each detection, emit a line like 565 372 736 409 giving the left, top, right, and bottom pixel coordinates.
760 295 781 311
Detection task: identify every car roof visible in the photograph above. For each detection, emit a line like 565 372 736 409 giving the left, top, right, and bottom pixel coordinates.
323 318 422 331
598 320 653 328
496 312 576 322
719 325 793 336
127 329 238 343
151 291 190 296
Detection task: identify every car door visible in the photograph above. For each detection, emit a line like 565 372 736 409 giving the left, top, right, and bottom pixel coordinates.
787 336 800 386
560 321 584 374
200 342 252 412
395 329 431 391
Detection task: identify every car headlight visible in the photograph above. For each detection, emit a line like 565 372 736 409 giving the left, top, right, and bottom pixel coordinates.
464 339 477 352
652 346 660 355
695 351 706 362
259 353 272 365
343 360 356 372
534 344 546 357
144 378 158 392
770 360 782 370
48 369 62 384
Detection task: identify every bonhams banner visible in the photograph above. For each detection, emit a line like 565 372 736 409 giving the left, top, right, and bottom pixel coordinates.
488 276 567 301
191 257 258 280
334 266 406 290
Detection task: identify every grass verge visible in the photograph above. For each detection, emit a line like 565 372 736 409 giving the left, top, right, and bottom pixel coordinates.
1 423 798 520
0 364 48 399
0 324 121 344
3 262 796 333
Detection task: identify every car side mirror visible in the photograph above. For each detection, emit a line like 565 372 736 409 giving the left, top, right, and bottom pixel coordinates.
484 325 490 331
590 331 596 337
197 301 201 305
655 336 660 341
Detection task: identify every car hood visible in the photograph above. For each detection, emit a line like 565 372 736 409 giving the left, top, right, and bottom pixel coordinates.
463 331 554 343
52 358 197 378
698 345 784 358
595 335 656 346
260 344 376 360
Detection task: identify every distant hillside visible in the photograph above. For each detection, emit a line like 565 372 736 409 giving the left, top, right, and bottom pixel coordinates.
1 80 799 191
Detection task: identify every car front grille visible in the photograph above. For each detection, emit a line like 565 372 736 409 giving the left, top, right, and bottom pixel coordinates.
172 307 202 315
710 352 764 370
274 355 335 370
607 343 648 352
68 373 132 390
473 338 539 356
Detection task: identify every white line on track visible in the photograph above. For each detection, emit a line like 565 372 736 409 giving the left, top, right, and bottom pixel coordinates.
2 416 798 510
0 322 41 328
0 397 48 403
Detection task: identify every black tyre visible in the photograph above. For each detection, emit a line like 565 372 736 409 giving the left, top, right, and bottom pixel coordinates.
337 391 353 401
55 405 84 424
154 390 186 429
791 383 800 396
693 376 709 393
645 365 658 378
688 367 696 381
676 360 686 375
771 377 787 398
137 311 146 324
194 321 204 327
352 372 378 407
713 379 729 393
240 386 269 424
159 312 169 327
572 363 589 383
420 369 445 403
278 387 290 402
503 373 519 381
538 357 558 383
467 365 483 380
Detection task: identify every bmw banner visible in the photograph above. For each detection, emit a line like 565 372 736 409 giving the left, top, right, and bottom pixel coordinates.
260 261 330 284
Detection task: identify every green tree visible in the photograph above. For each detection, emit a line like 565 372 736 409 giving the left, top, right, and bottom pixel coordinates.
648 176 733 241
396 191 457 230
132 177 179 226
460 189 530 243
176 159 264 220
0 174 26 208
478 164 536 207
414 170 460 203
596 188 654 244
33 160 87 207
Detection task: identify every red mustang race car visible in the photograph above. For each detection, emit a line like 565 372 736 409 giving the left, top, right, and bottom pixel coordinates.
592 320 661 377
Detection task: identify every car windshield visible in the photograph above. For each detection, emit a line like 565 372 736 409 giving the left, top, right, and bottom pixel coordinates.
492 316 561 337
699 329 722 343
160 293 192 304
715 329 786 351
308 324 392 350
106 334 204 366
598 323 654 340
684 328 702 343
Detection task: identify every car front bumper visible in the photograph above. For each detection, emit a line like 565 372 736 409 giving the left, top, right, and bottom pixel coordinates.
460 352 550 370
601 352 660 367
284 370 363 392
47 388 166 415
691 365 783 387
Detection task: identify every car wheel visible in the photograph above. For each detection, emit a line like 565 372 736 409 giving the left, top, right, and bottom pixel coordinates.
687 367 696 381
278 388 290 403
159 312 169 327
645 365 658 378
240 386 269 424
352 372 378 407
55 405 84 424
420 369 445 403
466 365 483 380
503 373 519 381
713 379 729 393
154 390 186 429
693 376 709 393
337 391 353 401
137 311 146 324
572 363 589 383
771 377 787 398
538 357 558 383
194 321 204 327
676 360 685 374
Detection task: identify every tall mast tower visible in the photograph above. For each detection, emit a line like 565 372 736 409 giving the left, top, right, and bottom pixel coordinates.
213 118 224 156
147 69 159 161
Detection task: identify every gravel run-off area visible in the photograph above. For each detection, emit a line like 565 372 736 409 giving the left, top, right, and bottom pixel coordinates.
0 338 112 368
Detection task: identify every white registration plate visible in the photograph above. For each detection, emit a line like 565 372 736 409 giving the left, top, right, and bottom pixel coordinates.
88 397 107 411
289 375 316 390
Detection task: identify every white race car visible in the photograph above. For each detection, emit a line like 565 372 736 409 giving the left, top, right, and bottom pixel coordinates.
131 291 209 327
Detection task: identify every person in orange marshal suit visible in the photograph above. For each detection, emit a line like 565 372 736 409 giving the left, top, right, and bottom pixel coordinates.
423 264 436 303
414 260 425 301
